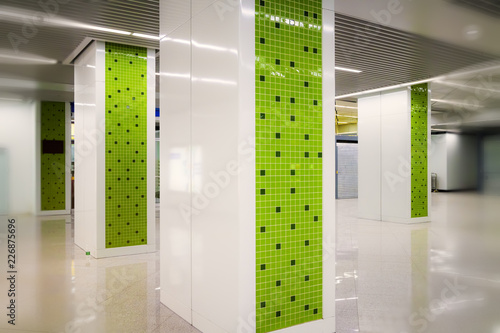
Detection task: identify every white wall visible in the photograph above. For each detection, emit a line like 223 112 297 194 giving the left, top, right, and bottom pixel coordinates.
0 100 37 215
358 94 381 220
430 134 447 189
380 89 411 222
483 135 500 195
74 41 99 254
430 133 478 191
447 134 478 190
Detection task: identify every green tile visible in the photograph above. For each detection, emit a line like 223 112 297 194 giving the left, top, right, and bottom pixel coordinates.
105 42 148 248
411 83 428 218
41 101 66 211
255 1 323 332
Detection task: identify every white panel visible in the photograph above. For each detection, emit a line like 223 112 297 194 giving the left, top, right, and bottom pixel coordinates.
159 20 193 323
0 100 37 215
358 94 381 220
192 0 219 18
191 1 240 331
160 0 191 37
95 41 106 253
238 0 256 328
322 7 336 328
483 135 500 195
74 41 98 254
380 89 411 221
446 133 478 190
430 134 448 190
147 48 157 253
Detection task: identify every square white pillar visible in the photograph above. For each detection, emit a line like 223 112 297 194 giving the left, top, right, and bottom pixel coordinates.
160 1 335 332
73 41 156 258
358 85 431 223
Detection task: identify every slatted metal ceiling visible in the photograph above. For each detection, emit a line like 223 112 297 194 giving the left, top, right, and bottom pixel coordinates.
0 0 159 61
0 1 497 103
335 13 497 97
449 0 500 17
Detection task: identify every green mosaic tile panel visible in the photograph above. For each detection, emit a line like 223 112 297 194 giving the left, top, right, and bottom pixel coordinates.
255 1 323 332
411 84 428 218
105 42 148 248
41 101 66 211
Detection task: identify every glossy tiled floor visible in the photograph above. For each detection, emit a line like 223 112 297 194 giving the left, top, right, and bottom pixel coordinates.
337 192 500 333
1 193 499 332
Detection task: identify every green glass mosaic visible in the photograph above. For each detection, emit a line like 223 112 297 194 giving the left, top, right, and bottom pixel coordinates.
411 83 428 218
255 1 323 332
105 42 148 248
41 101 66 211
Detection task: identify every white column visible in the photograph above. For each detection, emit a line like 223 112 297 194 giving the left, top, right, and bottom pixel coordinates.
0 99 37 216
358 87 431 223
73 41 156 258
160 1 335 332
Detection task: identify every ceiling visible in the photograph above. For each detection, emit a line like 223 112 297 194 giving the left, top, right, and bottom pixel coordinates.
0 0 498 130
334 13 497 97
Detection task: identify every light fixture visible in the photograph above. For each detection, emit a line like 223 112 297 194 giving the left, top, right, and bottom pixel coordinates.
336 78 436 99
335 105 358 109
434 80 500 93
87 26 131 35
132 33 162 40
335 66 362 73
0 97 22 102
431 99 480 108
0 53 57 64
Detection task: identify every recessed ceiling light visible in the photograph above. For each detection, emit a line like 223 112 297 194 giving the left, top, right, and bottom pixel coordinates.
0 53 57 64
0 97 22 101
431 99 480 108
335 105 358 109
132 33 162 40
335 66 362 73
87 26 131 35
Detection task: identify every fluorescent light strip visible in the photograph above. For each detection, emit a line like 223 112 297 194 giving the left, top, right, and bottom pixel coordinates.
335 105 358 109
0 54 57 64
85 25 131 35
434 80 500 93
335 66 362 73
431 99 480 108
336 78 436 99
132 33 161 40
0 97 22 102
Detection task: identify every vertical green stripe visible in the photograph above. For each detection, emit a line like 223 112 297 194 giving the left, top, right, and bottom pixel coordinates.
411 83 428 218
105 42 148 248
41 101 66 211
255 1 323 332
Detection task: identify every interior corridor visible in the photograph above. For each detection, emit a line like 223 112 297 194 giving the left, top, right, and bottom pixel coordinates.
1 193 499 333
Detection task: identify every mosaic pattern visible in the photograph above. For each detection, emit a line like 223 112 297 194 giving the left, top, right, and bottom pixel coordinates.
41 101 66 211
411 84 428 218
105 42 148 248
255 1 323 332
